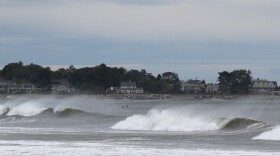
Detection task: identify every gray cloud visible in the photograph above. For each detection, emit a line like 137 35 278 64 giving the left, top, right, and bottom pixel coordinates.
0 0 185 6
0 0 279 42
0 0 280 82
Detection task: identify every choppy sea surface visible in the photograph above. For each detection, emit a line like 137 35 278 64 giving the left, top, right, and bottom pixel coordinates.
0 95 280 156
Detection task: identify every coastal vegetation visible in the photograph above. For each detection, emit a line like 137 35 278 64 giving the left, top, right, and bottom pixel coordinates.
218 70 252 94
0 62 181 94
1 62 52 88
0 62 260 94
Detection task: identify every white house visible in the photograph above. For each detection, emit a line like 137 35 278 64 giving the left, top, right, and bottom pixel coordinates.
0 80 16 93
181 79 206 94
106 81 143 94
205 84 221 94
120 82 144 94
0 80 41 93
7 83 41 93
106 87 121 94
251 79 277 91
52 81 74 94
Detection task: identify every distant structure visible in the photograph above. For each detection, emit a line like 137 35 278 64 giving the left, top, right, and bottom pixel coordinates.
7 83 41 93
0 80 15 93
52 79 75 94
181 79 206 94
251 78 278 92
120 82 144 94
106 87 121 94
0 80 41 93
106 81 143 94
205 83 221 94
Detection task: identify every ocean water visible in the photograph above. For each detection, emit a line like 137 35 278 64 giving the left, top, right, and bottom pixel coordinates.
0 95 280 156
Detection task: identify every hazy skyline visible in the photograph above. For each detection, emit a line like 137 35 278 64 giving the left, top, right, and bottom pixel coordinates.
1 0 280 82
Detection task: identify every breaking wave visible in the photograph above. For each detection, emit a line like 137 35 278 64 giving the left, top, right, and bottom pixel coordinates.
0 96 119 119
6 103 48 117
253 126 280 140
222 118 262 130
0 105 92 118
111 108 267 132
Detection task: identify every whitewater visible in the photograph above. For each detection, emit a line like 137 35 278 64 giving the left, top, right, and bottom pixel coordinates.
0 95 280 156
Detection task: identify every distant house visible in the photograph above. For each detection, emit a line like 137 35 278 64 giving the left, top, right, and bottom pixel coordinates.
205 84 221 94
106 87 121 94
0 80 16 93
181 79 206 94
52 79 74 94
251 79 278 91
7 83 41 93
106 81 144 94
120 82 144 94
0 80 42 93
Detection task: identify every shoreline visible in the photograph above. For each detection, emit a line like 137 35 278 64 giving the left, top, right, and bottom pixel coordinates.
1 93 280 100
92 94 280 100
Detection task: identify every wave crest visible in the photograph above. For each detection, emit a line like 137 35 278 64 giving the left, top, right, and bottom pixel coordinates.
0 105 89 118
111 109 227 132
111 109 267 132
6 103 48 117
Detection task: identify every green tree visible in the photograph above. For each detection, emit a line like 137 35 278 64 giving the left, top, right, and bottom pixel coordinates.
123 69 160 93
156 74 161 81
2 62 24 80
2 62 52 88
218 71 231 93
230 70 252 94
53 68 67 80
218 69 252 94
161 72 179 83
1 62 185 94
69 64 126 93
160 72 181 93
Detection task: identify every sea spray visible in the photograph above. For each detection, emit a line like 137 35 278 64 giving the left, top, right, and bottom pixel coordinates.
111 108 228 132
0 96 99 117
6 102 48 117
0 105 9 115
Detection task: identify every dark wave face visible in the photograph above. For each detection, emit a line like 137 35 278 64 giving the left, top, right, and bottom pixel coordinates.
221 118 268 130
55 108 86 116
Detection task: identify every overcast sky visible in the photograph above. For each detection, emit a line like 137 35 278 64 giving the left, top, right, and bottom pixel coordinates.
0 0 280 82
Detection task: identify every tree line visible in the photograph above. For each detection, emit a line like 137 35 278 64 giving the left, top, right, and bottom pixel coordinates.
0 62 254 94
217 69 252 94
0 62 181 94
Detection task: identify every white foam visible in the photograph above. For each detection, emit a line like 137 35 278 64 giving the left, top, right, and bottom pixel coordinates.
6 102 48 117
0 105 9 115
253 126 280 140
0 140 279 156
111 109 227 132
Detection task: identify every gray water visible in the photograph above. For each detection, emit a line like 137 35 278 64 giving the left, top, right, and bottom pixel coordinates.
0 95 280 156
